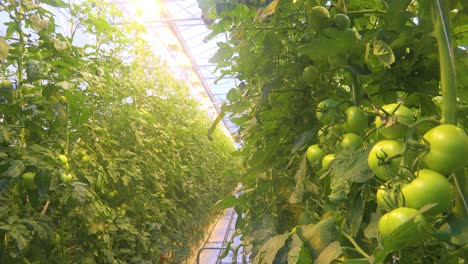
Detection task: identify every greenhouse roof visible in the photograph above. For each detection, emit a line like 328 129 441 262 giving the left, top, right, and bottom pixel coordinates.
113 0 238 136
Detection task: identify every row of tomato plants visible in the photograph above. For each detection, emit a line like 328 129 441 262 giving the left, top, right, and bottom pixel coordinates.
0 1 239 263
201 0 467 263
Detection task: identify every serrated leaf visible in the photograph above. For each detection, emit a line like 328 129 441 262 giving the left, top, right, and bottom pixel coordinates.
373 40 395 68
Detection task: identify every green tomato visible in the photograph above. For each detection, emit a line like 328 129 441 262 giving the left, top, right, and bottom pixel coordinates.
308 6 331 31
82 155 90 163
333 13 350 30
368 140 403 180
378 207 427 242
422 124 468 175
0 80 13 90
58 154 68 165
322 154 335 170
344 106 368 134
302 65 318 84
376 184 398 211
316 99 339 125
341 133 361 151
306 144 326 164
60 172 73 183
107 190 118 199
375 104 414 139
22 172 37 190
400 169 454 215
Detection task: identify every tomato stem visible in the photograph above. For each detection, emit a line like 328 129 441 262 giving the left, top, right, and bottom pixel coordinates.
406 139 429 150
383 153 402 164
351 74 362 106
409 118 440 128
431 0 466 216
432 0 457 124
342 232 370 259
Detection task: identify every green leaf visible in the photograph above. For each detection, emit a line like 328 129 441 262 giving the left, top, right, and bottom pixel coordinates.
289 154 307 204
434 215 468 246
215 194 238 209
207 103 228 140
297 218 337 259
372 40 395 68
40 0 67 7
364 211 381 239
0 37 10 62
346 192 365 237
2 160 25 178
254 0 280 22
253 233 289 264
316 241 342 264
288 233 314 264
291 130 313 153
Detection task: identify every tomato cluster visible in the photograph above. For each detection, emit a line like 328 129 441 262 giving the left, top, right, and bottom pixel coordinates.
306 99 468 250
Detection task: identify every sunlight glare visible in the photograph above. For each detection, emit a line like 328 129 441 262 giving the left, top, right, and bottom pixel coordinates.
130 0 162 21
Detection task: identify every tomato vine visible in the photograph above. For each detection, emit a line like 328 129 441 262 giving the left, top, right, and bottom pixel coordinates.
0 1 240 263
203 0 468 263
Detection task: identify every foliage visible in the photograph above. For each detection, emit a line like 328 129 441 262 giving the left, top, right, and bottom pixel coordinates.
201 0 468 263
0 0 240 263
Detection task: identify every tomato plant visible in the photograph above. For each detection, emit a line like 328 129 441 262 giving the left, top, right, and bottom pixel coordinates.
205 0 467 262
0 1 241 263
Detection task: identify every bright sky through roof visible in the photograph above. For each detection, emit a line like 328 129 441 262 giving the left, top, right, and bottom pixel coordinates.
130 0 162 21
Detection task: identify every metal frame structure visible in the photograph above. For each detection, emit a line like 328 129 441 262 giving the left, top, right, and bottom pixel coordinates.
114 0 238 135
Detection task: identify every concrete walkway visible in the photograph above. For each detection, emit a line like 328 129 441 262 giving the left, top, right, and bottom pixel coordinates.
192 207 246 264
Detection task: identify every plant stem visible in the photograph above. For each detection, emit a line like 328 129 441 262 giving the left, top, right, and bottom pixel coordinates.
343 232 371 259
351 74 362 106
347 9 386 16
432 0 457 124
431 0 467 216
409 118 441 128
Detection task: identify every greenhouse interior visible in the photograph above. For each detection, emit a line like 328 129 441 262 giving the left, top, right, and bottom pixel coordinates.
0 0 467 263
